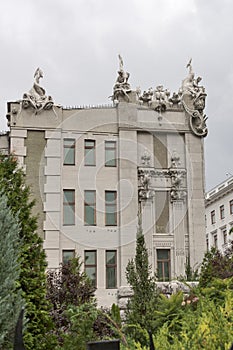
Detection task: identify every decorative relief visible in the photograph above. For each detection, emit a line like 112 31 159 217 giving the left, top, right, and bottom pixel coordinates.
141 150 151 166
22 68 54 113
138 170 155 201
180 59 208 137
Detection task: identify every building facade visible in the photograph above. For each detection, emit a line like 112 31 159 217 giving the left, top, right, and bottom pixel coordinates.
5 59 207 306
205 176 233 252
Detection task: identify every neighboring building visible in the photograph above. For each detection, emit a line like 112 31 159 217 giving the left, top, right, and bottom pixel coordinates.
4 59 208 306
205 176 233 252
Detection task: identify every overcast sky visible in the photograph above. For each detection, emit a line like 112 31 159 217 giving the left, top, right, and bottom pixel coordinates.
0 0 232 191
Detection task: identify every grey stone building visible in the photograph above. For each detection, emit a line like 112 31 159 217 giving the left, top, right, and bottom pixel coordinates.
4 58 207 306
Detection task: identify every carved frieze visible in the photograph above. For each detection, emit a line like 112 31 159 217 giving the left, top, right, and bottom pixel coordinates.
21 68 54 113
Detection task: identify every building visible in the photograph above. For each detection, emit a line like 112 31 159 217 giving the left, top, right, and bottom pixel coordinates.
4 59 207 307
205 176 233 252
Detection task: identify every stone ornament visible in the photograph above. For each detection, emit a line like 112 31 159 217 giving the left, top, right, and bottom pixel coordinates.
22 68 54 113
141 150 151 166
112 55 132 102
180 59 208 137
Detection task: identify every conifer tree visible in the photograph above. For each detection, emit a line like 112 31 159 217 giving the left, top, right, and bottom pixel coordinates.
125 220 158 336
0 192 23 350
0 155 55 349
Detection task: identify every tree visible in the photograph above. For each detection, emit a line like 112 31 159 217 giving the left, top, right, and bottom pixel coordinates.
125 223 158 344
0 155 55 350
0 192 23 349
46 256 96 345
199 243 233 288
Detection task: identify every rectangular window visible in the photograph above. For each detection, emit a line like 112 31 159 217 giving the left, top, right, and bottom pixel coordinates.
230 199 233 215
62 250 75 264
84 190 96 225
157 249 171 282
63 190 75 225
105 141 117 167
213 234 218 248
220 205 225 220
64 138 75 165
211 210 216 224
84 250 97 287
105 191 117 226
84 140 96 166
106 250 117 288
222 229 227 245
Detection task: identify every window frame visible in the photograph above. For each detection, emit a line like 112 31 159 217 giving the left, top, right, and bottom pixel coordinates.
105 191 117 226
230 199 233 215
106 250 117 289
84 139 96 166
84 250 97 288
157 249 171 282
84 190 96 226
211 210 216 224
220 205 225 220
105 140 117 167
63 189 75 226
63 138 75 165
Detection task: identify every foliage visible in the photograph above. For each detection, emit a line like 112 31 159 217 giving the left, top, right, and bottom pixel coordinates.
125 224 158 345
46 256 96 344
152 279 233 349
0 155 55 349
199 243 233 287
0 192 23 349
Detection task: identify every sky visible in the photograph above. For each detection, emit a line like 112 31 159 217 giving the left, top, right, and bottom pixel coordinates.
0 0 232 191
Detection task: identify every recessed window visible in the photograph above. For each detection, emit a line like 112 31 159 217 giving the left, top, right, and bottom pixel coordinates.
157 249 171 282
105 191 117 226
220 205 225 220
84 250 97 287
211 210 216 224
222 229 227 245
106 250 117 288
63 190 75 225
230 200 233 215
63 138 75 165
84 190 96 226
84 140 96 166
105 141 117 167
62 250 75 264
213 234 218 248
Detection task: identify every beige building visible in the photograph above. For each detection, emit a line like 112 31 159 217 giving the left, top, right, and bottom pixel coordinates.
5 59 207 306
205 176 233 252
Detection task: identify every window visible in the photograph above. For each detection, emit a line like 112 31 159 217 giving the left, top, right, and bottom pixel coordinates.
105 141 116 167
63 190 75 225
84 140 96 166
213 234 218 248
62 250 75 264
106 250 117 288
230 199 233 215
63 138 75 165
222 229 227 245
220 205 225 220
105 191 117 226
84 190 96 225
84 250 97 287
211 210 216 224
157 249 171 281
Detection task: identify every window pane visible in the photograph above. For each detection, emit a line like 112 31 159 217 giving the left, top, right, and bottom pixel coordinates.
64 139 75 165
157 249 169 259
106 251 116 265
85 251 96 265
63 190 75 225
157 249 170 282
105 191 116 203
107 267 116 288
62 250 74 264
85 267 96 284
85 191 96 225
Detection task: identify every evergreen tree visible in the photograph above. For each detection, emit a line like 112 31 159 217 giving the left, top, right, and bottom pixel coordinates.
0 192 23 349
125 221 158 342
0 155 55 350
